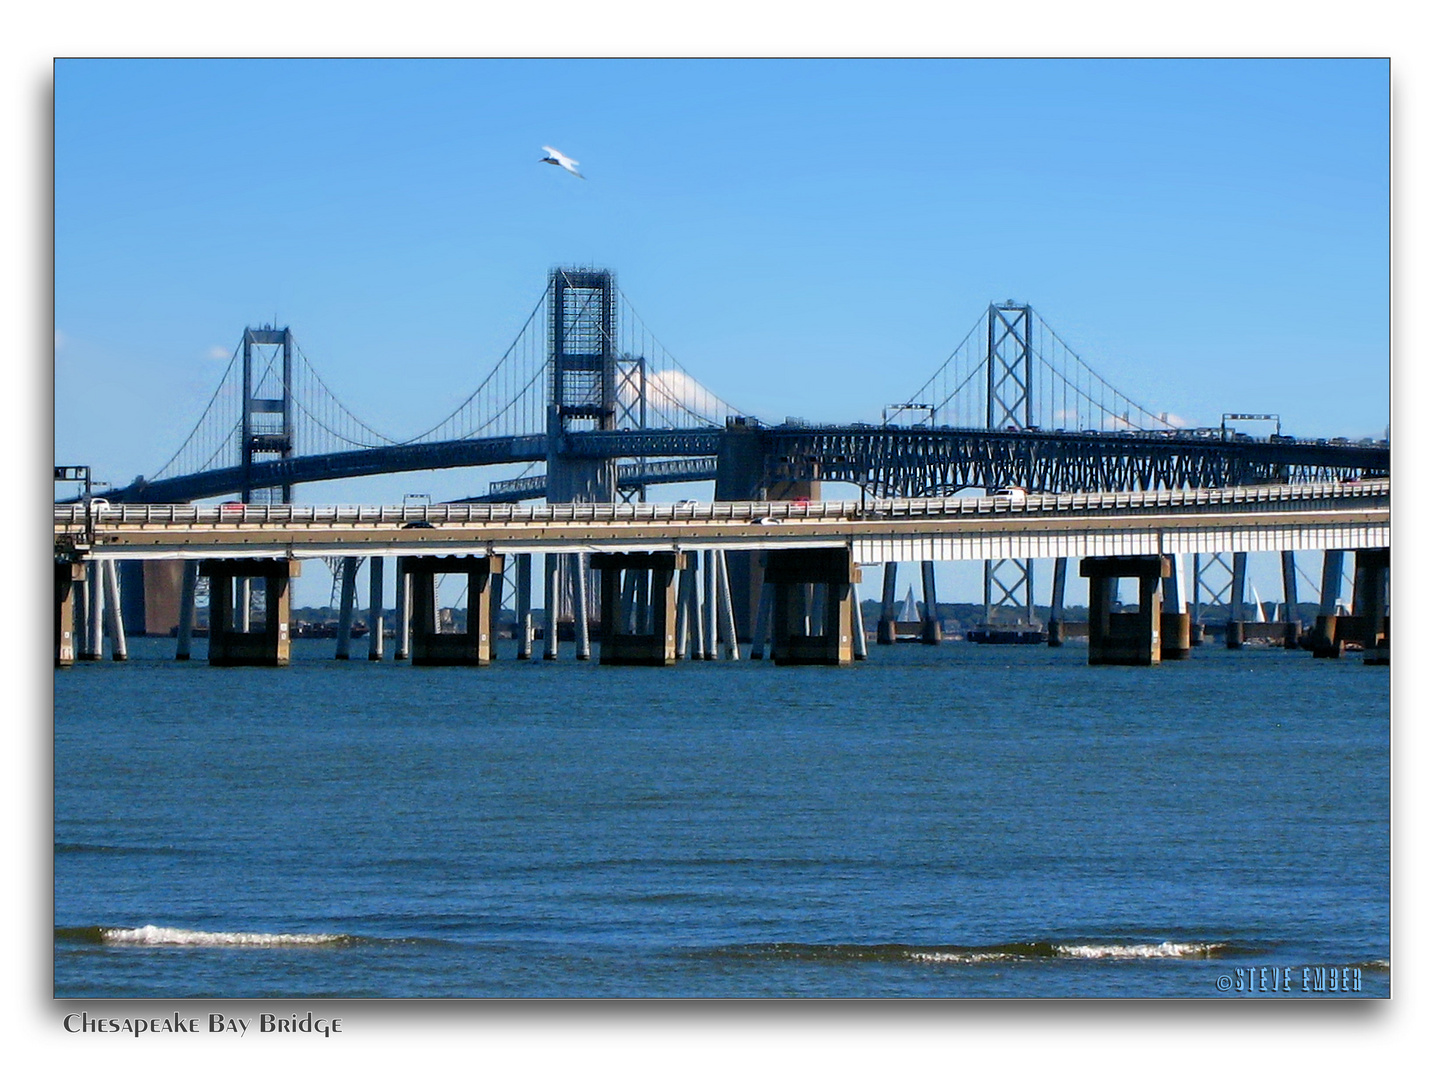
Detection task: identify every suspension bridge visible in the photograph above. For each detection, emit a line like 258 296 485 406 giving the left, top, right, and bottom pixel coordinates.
55 267 1390 670
75 267 1386 507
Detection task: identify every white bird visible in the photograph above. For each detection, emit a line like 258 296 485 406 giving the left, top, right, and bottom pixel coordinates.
540 145 584 179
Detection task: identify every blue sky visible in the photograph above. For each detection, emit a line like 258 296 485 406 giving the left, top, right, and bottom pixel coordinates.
53 58 1391 603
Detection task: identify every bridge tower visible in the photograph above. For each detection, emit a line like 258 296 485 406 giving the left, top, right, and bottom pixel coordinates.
546 268 619 503
984 302 1036 628
241 326 295 504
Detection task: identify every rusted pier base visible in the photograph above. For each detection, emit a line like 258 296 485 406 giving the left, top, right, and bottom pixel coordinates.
401 555 503 666
200 559 300 666
54 561 85 667
591 551 690 665
1080 555 1170 666
765 548 860 666
1160 612 1191 660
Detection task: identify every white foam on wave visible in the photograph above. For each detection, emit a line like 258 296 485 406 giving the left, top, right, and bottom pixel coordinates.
102 925 345 948
908 950 1018 964
1055 942 1222 960
906 942 1224 964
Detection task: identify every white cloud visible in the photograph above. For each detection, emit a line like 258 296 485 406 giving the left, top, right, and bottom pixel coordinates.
207 346 231 361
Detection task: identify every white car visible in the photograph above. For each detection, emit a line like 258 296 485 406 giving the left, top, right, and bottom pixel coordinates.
994 487 1026 503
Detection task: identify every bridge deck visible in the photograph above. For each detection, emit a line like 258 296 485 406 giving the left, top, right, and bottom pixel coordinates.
56 480 1388 563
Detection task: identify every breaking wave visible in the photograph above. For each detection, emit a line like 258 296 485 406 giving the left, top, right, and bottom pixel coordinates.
699 940 1233 964
57 925 357 948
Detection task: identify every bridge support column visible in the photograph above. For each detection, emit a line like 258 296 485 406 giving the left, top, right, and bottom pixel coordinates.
102 561 128 661
543 554 560 661
513 553 532 660
1047 558 1069 646
750 582 774 660
572 553 591 661
394 566 411 661
591 551 690 665
368 557 386 661
1310 550 1347 658
55 561 85 667
716 551 741 661
401 555 503 666
676 558 694 658
1225 552 1249 649
335 556 359 660
920 560 943 644
1280 551 1302 649
1354 548 1389 665
200 559 299 666
703 551 722 660
82 562 103 661
850 581 868 660
766 549 860 666
1080 555 1169 666
176 561 198 660
238 578 252 634
684 560 702 660
877 562 898 644
1159 552 1190 660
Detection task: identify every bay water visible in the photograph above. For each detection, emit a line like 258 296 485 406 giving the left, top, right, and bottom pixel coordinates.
54 637 1389 998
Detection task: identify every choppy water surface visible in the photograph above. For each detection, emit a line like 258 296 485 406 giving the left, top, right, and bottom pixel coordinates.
54 638 1389 998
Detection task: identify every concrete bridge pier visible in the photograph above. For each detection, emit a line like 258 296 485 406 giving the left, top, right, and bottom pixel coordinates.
200 558 299 666
1159 553 1191 660
543 553 561 661
101 561 128 661
676 558 695 657
1309 550 1347 658
401 555 503 665
571 553 592 661
701 551 720 660
1280 551 1302 649
513 553 532 660
684 560 703 660
335 556 359 660
1354 547 1390 665
81 562 103 661
766 548 860 666
1080 555 1169 666
1225 552 1249 649
175 561 198 660
920 560 943 644
877 562 899 644
591 551 690 665
1047 558 1068 646
54 561 85 667
716 550 741 661
393 565 411 661
850 580 868 660
368 557 386 661
749 582 774 660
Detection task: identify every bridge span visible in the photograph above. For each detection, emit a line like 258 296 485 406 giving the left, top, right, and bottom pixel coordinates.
57 479 1388 563
56 480 1388 670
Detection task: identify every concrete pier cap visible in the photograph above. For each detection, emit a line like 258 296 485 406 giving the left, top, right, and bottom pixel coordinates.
1079 554 1172 667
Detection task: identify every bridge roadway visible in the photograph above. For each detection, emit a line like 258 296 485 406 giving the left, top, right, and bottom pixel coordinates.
56 478 1389 566
89 426 1389 505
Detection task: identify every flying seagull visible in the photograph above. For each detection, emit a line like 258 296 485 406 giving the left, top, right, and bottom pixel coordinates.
540 145 584 179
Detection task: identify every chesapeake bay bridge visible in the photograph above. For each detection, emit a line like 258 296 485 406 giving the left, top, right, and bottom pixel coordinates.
54 267 1390 669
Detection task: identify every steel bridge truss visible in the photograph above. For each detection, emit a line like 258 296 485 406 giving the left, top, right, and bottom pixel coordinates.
756 427 1381 499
